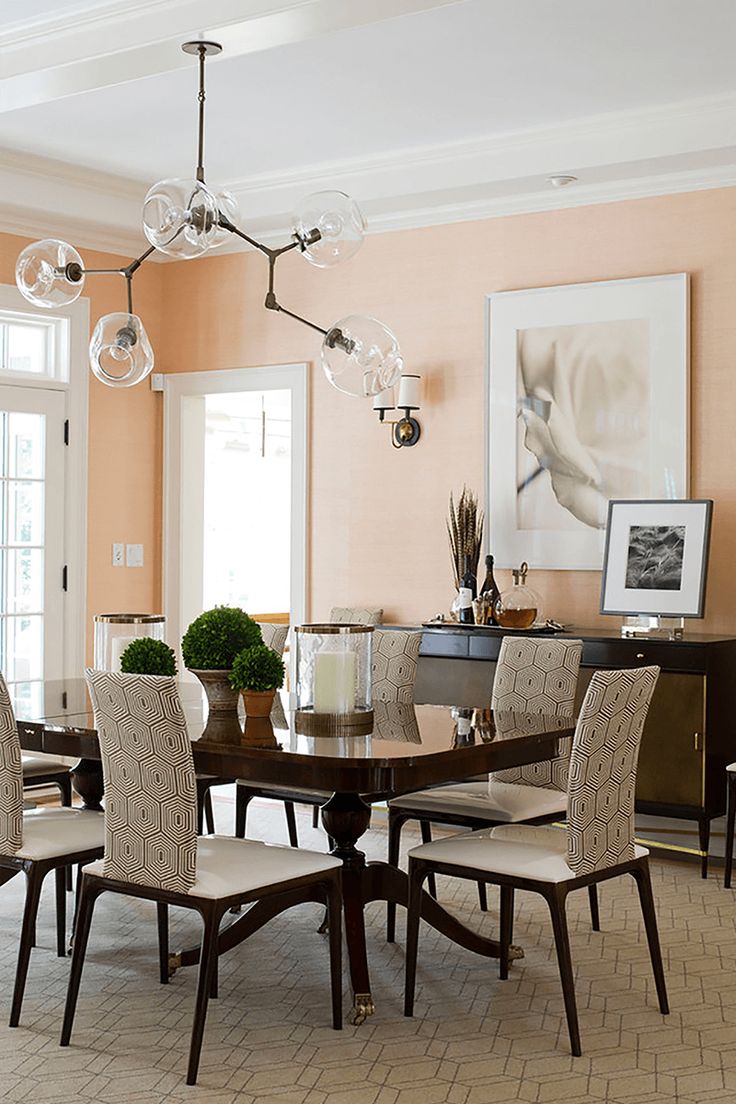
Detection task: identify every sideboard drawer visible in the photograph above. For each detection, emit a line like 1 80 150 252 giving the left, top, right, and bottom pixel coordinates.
582 639 706 673
420 632 469 658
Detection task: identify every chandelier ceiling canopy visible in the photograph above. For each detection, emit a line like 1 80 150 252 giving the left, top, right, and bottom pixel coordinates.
15 40 403 397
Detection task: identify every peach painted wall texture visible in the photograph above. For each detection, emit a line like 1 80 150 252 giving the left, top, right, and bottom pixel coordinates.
2 183 736 645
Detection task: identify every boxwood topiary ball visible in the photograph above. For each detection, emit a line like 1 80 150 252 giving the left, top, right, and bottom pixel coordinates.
120 637 177 676
181 606 262 670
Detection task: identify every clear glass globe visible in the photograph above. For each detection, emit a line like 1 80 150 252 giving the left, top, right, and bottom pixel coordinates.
321 315 403 397
142 178 218 259
293 191 366 268
15 239 85 308
209 189 240 249
89 313 154 388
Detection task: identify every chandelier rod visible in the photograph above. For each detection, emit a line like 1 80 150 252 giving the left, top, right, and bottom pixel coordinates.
196 44 206 183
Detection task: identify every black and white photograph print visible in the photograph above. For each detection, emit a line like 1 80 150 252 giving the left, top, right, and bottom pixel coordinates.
488 275 689 569
601 500 713 619
625 525 685 590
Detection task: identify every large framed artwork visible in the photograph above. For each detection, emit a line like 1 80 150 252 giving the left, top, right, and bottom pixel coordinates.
487 274 689 569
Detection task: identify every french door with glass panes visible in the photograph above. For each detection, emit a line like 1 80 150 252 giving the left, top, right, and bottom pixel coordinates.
0 386 65 709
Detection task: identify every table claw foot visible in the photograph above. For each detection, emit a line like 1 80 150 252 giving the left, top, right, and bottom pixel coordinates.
351 992 375 1026
168 952 181 979
509 944 524 963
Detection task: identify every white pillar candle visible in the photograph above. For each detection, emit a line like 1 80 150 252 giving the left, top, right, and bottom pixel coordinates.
313 651 357 713
110 635 137 672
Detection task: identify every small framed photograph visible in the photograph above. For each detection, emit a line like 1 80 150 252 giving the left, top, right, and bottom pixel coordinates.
600 500 713 618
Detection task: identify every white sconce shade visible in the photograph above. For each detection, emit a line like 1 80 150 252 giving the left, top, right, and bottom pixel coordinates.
397 373 421 410
372 387 395 412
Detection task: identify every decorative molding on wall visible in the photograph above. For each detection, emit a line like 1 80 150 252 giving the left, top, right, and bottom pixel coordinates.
3 90 736 258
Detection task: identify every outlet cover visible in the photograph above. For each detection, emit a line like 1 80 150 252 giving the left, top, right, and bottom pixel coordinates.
112 543 124 567
126 543 144 568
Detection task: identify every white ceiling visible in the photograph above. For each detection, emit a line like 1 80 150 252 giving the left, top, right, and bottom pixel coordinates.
2 0 736 255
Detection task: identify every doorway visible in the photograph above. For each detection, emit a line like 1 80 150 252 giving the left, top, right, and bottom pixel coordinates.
163 365 307 652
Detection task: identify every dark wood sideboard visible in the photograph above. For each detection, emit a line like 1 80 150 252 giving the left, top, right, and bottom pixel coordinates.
396 625 736 876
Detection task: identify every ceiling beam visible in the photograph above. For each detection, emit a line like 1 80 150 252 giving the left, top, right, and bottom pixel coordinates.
0 0 462 114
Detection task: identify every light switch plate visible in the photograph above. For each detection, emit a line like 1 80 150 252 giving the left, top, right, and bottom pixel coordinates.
126 543 144 568
112 542 124 567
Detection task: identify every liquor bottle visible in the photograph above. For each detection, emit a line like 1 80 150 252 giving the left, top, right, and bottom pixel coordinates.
494 561 540 629
458 554 476 624
479 554 501 625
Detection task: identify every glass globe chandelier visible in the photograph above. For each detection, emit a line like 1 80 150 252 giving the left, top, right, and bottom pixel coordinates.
15 41 403 394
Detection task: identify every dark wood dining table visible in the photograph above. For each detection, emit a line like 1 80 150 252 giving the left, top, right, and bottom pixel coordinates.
13 679 572 1024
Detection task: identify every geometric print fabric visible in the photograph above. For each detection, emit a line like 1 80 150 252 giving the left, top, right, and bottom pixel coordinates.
256 622 289 656
329 607 384 625
566 664 659 876
372 629 422 703
491 637 583 790
85 669 198 894
0 672 22 856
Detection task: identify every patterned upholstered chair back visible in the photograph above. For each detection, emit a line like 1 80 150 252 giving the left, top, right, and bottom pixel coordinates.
491 637 583 790
330 607 384 625
85 670 197 894
372 629 422 703
257 622 289 656
566 665 659 876
0 673 22 856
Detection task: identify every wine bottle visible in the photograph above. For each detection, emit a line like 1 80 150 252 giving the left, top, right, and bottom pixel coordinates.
458 553 476 624
479 554 501 625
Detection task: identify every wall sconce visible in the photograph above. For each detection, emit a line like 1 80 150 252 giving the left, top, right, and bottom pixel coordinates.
373 373 422 448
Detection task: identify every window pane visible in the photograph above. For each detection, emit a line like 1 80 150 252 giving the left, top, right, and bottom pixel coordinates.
8 413 44 479
7 323 47 375
8 481 44 544
8 548 43 613
10 680 44 717
4 615 43 681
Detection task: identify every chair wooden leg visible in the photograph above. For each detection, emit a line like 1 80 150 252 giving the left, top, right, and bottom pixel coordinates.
60 879 101 1046
477 881 488 912
9 865 45 1027
55 866 67 958
698 817 710 879
70 863 84 951
419 821 437 900
326 878 343 1030
545 886 581 1057
588 884 600 931
725 774 736 889
284 802 299 848
631 861 669 1015
203 789 215 835
157 903 169 985
235 786 251 839
312 806 319 829
387 809 405 942
186 907 222 1086
404 860 425 1017
499 885 514 980
58 776 73 890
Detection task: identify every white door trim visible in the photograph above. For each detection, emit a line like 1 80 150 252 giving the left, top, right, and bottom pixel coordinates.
0 283 89 680
163 364 309 649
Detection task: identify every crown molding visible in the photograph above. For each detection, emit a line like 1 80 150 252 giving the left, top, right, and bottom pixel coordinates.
2 90 736 258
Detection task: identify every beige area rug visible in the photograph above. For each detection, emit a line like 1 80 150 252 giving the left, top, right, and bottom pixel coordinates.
1 794 735 1104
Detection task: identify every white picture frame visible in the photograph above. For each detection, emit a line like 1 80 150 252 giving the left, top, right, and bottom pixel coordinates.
486 274 689 569
600 499 712 618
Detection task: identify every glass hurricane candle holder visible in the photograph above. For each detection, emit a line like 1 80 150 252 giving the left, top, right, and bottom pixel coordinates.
93 614 165 672
295 624 373 734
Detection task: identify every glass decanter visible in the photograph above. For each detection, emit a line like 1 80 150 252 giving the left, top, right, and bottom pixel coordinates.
494 561 540 629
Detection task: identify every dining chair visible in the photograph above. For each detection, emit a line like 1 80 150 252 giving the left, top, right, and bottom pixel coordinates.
386 637 583 940
724 762 736 888
235 629 422 843
200 622 291 837
62 669 343 1086
403 665 667 1056
0 673 105 1027
22 754 73 808
329 606 384 625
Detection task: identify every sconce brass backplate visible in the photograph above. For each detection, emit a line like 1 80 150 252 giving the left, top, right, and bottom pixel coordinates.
394 416 421 447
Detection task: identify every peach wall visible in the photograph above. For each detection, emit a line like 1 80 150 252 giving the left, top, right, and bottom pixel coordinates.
3 183 736 646
158 187 736 633
0 232 163 660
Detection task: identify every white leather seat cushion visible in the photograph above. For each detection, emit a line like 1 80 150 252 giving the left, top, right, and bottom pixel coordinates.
21 754 71 778
16 807 105 861
408 823 648 884
83 835 342 900
389 780 567 824
237 781 330 802
728 763 736 773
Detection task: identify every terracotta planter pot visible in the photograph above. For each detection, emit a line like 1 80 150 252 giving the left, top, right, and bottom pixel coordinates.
189 669 239 714
242 689 276 718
